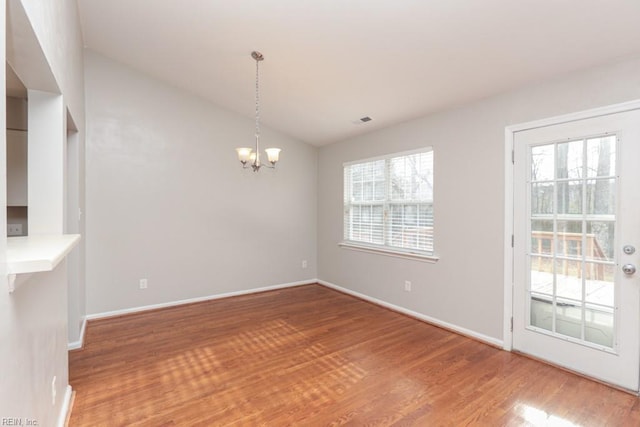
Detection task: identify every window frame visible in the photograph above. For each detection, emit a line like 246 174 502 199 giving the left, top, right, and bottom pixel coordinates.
340 147 439 263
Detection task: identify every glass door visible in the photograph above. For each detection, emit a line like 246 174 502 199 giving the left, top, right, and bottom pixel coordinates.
513 109 640 391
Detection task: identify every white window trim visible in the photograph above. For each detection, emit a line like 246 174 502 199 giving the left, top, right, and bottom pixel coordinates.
342 147 431 167
343 147 436 259
338 241 440 263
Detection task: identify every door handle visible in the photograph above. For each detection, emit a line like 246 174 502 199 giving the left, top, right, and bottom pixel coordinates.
622 264 636 275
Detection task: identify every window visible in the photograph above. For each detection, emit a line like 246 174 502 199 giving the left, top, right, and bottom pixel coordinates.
343 148 434 258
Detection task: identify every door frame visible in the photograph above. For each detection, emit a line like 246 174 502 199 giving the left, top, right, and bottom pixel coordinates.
503 99 640 352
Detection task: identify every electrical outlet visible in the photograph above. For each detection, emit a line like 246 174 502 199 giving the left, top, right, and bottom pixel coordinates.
7 223 22 236
139 278 148 289
404 280 412 292
51 376 57 405
302 260 308 269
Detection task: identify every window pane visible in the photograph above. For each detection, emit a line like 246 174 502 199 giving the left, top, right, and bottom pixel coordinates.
405 205 417 225
352 182 362 202
586 179 615 216
585 221 615 261
556 140 583 179
350 163 363 182
585 307 614 347
374 180 385 200
363 182 373 200
555 259 582 301
531 144 554 181
530 255 553 296
557 181 582 215
555 298 582 340
531 220 553 255
371 206 384 244
530 296 553 332
351 159 385 203
555 258 582 286
556 220 582 258
419 204 434 252
531 183 554 215
390 152 433 201
585 263 614 307
391 179 403 199
352 205 361 223
390 205 402 246
374 163 385 179
586 136 616 177
389 203 432 251
362 205 370 222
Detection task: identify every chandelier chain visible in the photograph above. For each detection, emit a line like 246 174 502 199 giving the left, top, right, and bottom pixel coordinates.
255 56 260 143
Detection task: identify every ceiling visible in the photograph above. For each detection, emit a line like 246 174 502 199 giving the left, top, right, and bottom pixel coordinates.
6 64 27 98
77 0 640 146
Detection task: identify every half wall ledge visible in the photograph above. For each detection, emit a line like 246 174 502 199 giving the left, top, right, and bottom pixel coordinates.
7 234 81 292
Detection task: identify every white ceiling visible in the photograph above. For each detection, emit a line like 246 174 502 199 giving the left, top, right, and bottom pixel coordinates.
77 0 640 146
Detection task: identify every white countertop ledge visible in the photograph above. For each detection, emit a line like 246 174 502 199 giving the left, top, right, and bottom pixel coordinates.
8 234 81 275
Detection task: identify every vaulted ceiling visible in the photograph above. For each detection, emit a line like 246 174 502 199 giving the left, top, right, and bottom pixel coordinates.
77 0 640 146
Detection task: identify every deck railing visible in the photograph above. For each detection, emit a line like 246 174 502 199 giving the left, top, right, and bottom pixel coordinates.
531 231 608 280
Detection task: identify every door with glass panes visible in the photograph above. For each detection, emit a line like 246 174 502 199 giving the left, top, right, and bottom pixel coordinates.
513 109 640 391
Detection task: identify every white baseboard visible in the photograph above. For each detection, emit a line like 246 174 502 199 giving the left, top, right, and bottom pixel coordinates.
68 316 87 350
57 385 73 427
317 279 504 348
85 279 316 321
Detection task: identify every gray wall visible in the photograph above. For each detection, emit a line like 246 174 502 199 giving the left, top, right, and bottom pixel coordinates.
317 56 640 342
84 51 318 315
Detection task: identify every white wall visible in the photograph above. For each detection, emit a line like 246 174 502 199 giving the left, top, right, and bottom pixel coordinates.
20 0 85 124
0 0 8 417
67 129 84 344
84 51 317 315
317 56 640 342
16 0 87 345
1 0 85 425
28 90 66 235
0 264 70 424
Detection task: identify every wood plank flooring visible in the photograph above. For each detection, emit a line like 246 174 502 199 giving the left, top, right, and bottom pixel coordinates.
69 284 640 426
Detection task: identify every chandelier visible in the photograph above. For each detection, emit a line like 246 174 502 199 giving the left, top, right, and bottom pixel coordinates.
236 51 281 171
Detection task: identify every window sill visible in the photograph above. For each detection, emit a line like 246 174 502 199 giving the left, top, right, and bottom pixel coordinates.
338 242 439 263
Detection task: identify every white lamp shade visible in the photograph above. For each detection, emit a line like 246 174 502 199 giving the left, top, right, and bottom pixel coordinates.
265 148 281 163
236 147 252 162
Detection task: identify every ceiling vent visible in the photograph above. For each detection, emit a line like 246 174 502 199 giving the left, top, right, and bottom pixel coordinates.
351 116 373 125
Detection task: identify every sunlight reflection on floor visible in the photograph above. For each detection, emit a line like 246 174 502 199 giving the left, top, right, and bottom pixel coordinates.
517 403 582 427
155 318 368 423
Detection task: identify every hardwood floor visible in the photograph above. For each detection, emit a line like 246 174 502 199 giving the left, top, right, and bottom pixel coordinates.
69 284 639 426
